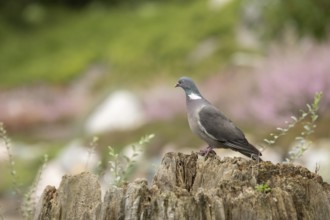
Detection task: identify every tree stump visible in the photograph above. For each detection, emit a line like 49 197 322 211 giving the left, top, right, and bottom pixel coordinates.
35 152 330 220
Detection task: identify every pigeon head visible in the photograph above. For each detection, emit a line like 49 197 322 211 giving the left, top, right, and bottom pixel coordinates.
175 76 202 100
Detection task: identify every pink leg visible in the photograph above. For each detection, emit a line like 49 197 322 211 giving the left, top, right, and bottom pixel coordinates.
198 146 216 157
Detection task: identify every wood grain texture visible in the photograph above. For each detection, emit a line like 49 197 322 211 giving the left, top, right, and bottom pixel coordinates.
36 153 330 220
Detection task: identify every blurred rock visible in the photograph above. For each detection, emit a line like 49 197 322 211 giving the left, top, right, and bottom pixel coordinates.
85 90 145 134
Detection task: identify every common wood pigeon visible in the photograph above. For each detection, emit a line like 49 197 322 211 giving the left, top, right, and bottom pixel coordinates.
176 76 262 161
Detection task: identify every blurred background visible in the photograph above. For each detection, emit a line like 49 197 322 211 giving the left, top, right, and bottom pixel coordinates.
0 0 330 219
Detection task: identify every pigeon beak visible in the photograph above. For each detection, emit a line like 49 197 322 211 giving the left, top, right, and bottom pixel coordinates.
175 83 180 88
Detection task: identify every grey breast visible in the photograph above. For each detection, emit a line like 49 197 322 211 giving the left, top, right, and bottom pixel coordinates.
186 99 219 147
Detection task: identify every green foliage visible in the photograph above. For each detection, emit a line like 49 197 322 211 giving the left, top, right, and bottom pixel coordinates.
264 92 322 162
260 0 330 40
107 134 154 186
255 182 271 193
285 92 322 162
1 121 154 218
22 154 48 220
1 0 195 23
0 122 19 194
0 0 241 87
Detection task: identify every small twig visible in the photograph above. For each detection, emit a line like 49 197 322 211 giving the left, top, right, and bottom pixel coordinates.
315 163 320 174
262 92 322 162
0 122 19 195
107 134 154 186
85 136 98 170
22 154 48 219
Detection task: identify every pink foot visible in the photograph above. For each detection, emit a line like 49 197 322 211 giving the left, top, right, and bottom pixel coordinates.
198 146 216 157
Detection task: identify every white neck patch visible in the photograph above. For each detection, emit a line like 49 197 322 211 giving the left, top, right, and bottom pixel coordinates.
188 93 202 100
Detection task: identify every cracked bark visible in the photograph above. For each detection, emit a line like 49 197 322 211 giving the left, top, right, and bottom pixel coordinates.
35 152 330 220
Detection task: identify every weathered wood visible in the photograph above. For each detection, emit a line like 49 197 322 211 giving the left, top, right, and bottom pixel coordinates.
35 172 101 220
35 152 330 220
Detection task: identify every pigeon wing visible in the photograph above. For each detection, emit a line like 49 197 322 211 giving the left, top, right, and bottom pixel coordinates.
198 105 261 156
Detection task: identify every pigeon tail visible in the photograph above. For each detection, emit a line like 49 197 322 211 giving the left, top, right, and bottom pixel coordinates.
238 143 263 161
